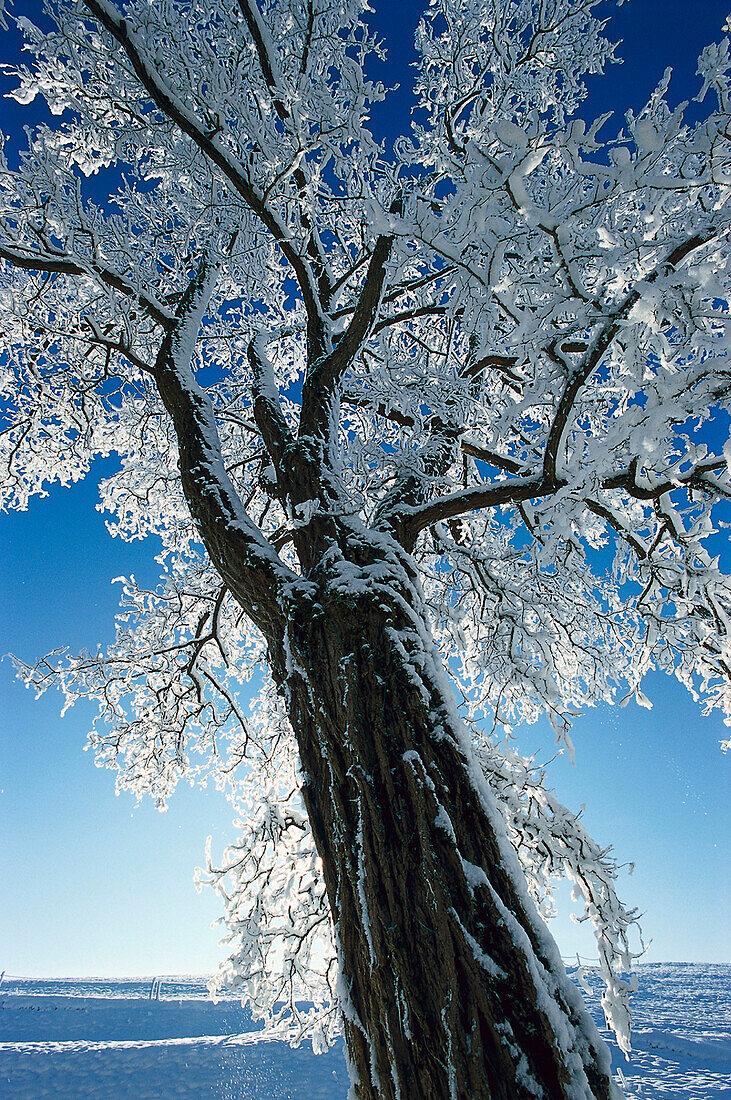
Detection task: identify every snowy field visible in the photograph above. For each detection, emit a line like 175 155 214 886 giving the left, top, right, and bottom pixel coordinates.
0 963 728 1098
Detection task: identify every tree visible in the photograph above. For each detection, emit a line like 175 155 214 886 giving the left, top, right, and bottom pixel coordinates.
2 0 730 1095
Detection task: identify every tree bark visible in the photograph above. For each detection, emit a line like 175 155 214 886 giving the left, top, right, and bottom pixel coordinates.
271 531 617 1100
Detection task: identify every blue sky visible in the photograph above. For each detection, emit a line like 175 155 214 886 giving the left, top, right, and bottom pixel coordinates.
1 0 730 979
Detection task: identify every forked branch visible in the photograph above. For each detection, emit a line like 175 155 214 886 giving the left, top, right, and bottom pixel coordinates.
542 230 718 483
81 0 328 360
149 260 294 634
300 202 401 441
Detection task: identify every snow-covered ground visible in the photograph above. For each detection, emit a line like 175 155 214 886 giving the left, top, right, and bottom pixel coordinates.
0 963 728 1097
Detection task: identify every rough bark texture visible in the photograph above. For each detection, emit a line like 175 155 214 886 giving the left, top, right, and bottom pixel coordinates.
147 270 617 1098
144 254 617 1100
269 533 616 1100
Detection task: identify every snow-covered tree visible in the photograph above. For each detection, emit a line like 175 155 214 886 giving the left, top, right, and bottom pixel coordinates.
2 0 730 1096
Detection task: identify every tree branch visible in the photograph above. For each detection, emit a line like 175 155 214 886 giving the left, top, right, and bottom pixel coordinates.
390 472 550 544
394 450 728 550
584 498 648 560
0 242 175 329
460 440 524 473
149 258 294 636
373 303 447 334
235 0 290 124
330 264 454 322
300 203 401 440
82 319 153 374
602 457 728 500
542 229 718 484
235 0 332 307
248 332 295 469
81 0 328 359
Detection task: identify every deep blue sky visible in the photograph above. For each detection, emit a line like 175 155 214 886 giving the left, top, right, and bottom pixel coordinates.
1 0 730 978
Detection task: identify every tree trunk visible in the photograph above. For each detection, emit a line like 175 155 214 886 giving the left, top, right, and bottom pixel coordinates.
272 534 617 1100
